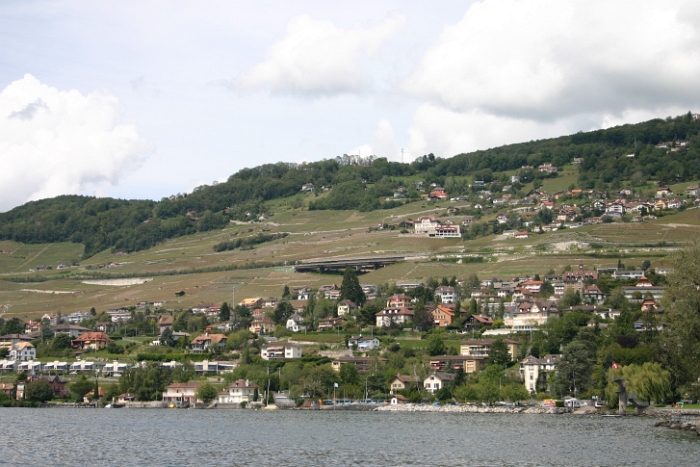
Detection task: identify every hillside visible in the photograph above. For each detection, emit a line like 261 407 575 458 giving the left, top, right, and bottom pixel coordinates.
1 112 699 259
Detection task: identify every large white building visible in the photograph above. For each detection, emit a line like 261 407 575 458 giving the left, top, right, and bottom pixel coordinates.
414 216 440 235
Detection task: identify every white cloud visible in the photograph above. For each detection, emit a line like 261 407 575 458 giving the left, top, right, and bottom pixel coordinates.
347 119 403 161
406 104 573 158
0 74 151 212
233 12 405 97
403 0 700 121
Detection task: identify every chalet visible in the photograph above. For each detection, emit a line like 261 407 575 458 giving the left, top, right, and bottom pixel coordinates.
686 185 700 197
286 313 305 332
389 374 423 394
429 305 455 327
249 315 275 334
9 342 35 361
71 332 110 351
462 216 474 225
656 187 672 198
190 333 227 353
158 315 174 334
462 314 493 331
583 285 606 304
337 299 357 317
318 317 345 331
514 231 531 239
301 183 315 192
423 373 455 393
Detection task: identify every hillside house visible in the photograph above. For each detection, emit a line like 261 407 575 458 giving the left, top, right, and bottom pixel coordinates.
424 373 455 394
435 286 459 304
348 335 381 351
261 342 302 360
337 299 357 317
429 305 455 327
190 333 227 353
376 307 414 328
71 332 110 351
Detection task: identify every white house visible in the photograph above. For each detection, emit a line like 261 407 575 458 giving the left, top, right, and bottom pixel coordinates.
423 373 454 394
9 342 35 361
337 299 357 317
218 379 260 404
434 286 459 304
286 313 305 332
260 342 302 360
520 354 560 394
375 307 414 328
347 335 381 351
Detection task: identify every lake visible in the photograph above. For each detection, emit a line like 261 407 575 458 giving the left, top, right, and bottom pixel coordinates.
0 409 697 466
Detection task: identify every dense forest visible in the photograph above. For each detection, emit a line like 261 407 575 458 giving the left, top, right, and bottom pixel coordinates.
1 112 699 257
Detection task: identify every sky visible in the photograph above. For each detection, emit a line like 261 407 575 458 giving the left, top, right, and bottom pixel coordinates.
1 0 700 212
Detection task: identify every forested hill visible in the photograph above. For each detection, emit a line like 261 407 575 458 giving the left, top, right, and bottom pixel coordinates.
1 112 699 258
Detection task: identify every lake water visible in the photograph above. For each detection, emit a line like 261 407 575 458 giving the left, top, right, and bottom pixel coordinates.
0 409 698 466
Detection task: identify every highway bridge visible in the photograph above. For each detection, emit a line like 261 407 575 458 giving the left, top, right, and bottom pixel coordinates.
293 255 405 273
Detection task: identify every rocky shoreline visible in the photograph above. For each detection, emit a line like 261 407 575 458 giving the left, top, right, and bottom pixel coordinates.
373 404 569 414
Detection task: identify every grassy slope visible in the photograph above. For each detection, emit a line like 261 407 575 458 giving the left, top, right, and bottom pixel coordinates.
1 189 697 320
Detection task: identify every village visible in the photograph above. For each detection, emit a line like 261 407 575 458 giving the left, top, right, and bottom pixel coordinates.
0 255 675 413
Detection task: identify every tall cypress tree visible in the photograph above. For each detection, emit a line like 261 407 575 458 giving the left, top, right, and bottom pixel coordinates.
340 267 366 306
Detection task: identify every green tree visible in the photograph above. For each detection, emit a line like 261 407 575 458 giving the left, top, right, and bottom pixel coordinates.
159 327 175 347
466 274 480 290
219 302 231 322
660 240 700 399
274 301 295 324
558 288 582 308
340 267 366 306
625 362 671 405
282 285 291 299
339 362 360 385
487 337 511 367
71 377 95 401
412 302 432 332
41 319 54 340
173 361 195 383
552 340 595 397
197 382 218 403
427 333 446 356
51 333 72 350
24 379 54 402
